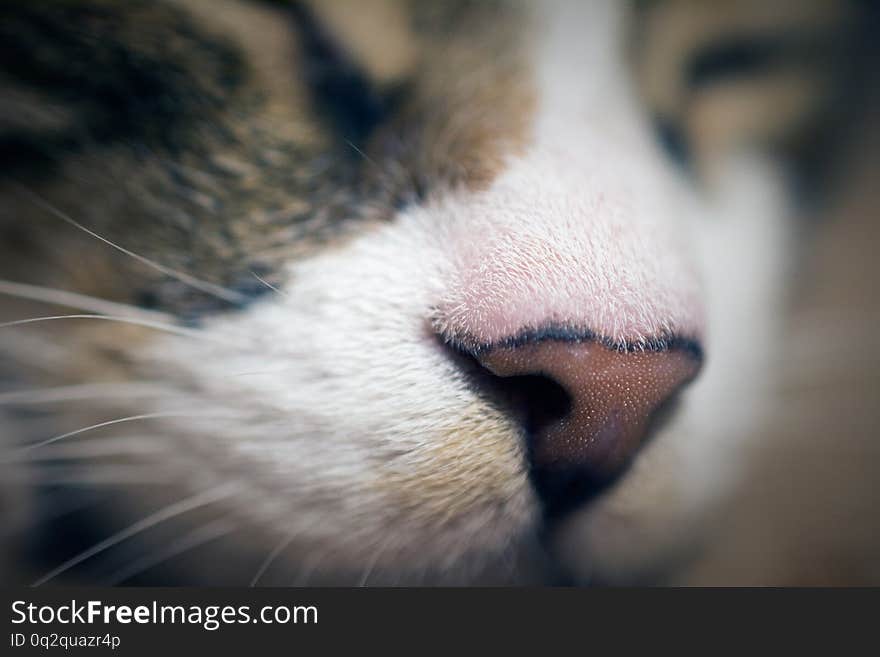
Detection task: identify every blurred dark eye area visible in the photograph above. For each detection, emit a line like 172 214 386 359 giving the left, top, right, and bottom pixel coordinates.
686 34 827 89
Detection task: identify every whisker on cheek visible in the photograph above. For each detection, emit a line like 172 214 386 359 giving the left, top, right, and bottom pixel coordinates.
7 435 170 462
102 516 240 586
4 409 236 455
0 279 174 324
0 314 254 349
12 184 248 306
250 530 298 587
249 270 290 299
31 482 243 586
357 535 397 587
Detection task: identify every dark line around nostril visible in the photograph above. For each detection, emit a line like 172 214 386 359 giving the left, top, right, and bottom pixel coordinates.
442 324 704 364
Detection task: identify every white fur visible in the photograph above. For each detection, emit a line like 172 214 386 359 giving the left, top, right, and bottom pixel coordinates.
136 0 795 581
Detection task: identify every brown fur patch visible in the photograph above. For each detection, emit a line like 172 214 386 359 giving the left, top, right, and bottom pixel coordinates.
0 0 535 320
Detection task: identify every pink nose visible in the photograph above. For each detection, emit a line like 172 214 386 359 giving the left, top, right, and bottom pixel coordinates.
475 336 702 516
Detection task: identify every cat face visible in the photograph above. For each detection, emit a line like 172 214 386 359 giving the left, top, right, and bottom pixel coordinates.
0 0 853 584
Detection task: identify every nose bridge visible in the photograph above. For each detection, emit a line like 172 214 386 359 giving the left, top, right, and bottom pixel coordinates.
435 143 705 355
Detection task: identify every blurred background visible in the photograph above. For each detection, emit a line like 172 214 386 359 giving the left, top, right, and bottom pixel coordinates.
628 0 880 585
679 88 880 585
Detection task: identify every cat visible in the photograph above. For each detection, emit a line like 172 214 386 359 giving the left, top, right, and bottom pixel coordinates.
0 0 867 585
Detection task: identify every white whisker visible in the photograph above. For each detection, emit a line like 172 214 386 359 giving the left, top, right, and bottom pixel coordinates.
344 138 379 169
0 314 250 348
103 518 239 586
31 482 242 586
0 279 173 323
13 411 198 453
9 436 167 462
14 185 246 305
358 538 393 587
250 531 297 587
250 270 289 299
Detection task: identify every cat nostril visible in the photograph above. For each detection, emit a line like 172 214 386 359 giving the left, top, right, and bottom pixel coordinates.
474 337 703 519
